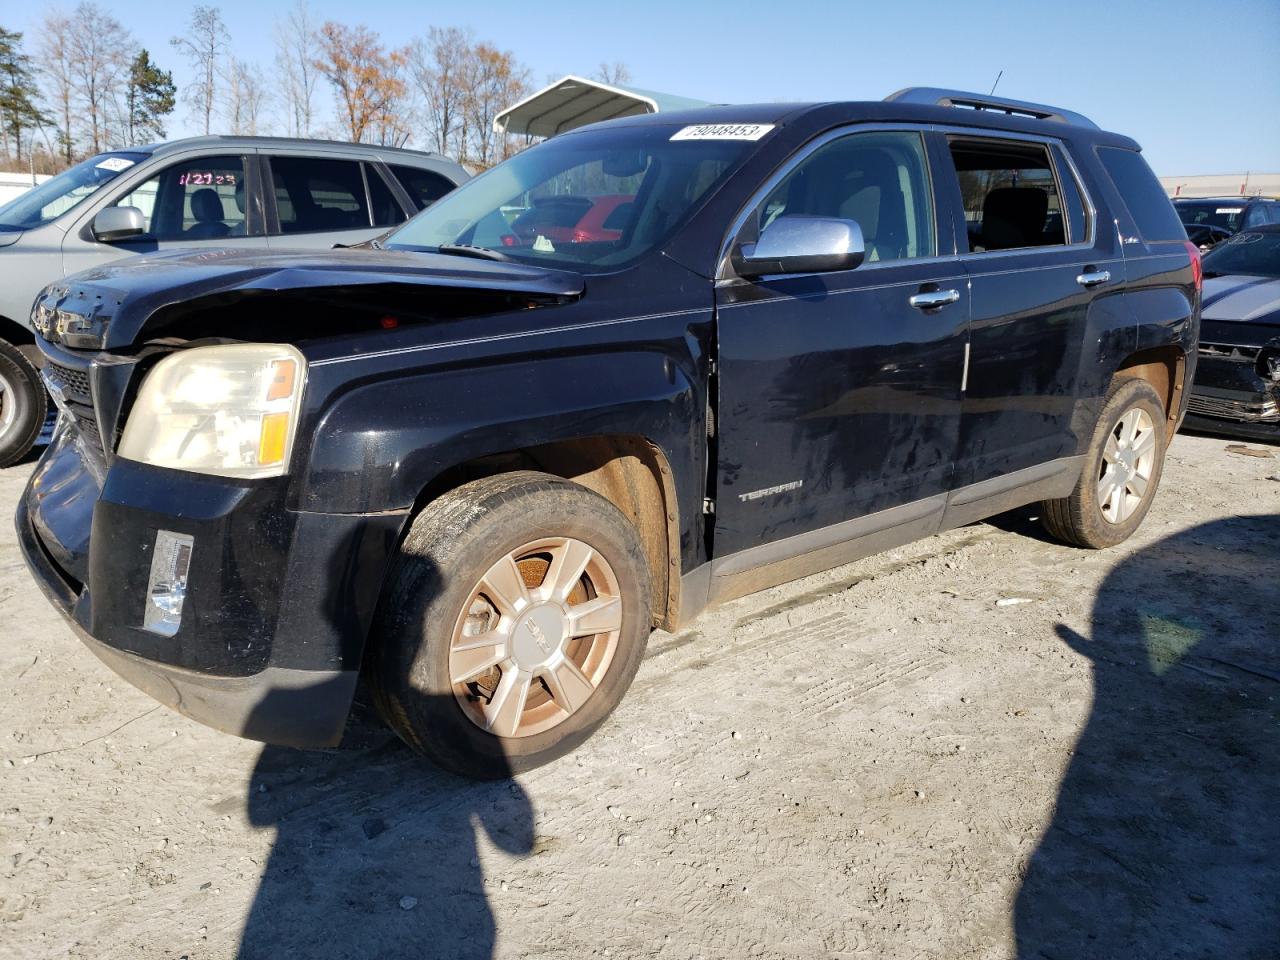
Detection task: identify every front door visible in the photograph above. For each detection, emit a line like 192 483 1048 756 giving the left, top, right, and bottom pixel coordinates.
713 128 968 567
62 153 268 276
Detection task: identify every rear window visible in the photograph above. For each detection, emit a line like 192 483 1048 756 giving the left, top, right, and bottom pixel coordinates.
1097 147 1185 242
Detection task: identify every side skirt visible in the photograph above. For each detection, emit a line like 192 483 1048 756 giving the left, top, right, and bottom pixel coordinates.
675 456 1084 629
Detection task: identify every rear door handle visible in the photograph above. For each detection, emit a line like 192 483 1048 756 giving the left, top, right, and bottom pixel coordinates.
908 289 960 310
1076 269 1111 287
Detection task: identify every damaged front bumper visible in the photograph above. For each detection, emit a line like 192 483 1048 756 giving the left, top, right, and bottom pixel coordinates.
15 424 407 747
1184 340 1280 443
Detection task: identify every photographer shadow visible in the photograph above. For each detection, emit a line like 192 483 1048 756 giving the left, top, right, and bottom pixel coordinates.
1015 514 1280 958
235 687 533 960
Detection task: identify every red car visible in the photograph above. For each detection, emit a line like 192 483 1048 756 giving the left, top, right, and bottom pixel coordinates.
507 194 634 246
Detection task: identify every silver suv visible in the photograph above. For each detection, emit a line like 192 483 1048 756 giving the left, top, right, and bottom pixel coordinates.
0 136 468 466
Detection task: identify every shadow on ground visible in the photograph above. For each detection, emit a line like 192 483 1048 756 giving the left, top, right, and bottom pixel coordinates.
1016 514 1280 958
236 694 533 960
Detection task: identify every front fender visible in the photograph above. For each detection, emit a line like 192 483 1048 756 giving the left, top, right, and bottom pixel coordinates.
294 348 706 544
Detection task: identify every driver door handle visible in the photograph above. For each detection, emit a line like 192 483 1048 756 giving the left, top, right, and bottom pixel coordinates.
909 288 960 310
1076 269 1111 287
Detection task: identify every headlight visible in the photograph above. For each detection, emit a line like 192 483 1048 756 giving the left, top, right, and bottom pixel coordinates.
118 344 307 479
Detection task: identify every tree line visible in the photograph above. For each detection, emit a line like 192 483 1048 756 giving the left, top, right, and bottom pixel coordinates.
0 3 620 175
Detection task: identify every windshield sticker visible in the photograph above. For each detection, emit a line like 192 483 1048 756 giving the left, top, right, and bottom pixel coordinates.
532 235 556 253
1215 207 1243 214
95 157 135 172
671 124 775 142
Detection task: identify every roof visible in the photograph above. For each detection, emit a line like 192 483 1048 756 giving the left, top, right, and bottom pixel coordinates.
494 75 712 139
140 135 455 164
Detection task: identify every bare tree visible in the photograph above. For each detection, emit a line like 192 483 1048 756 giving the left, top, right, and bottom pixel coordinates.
66 2 133 152
407 26 471 156
170 7 228 135
274 0 318 137
36 11 76 162
224 59 267 135
313 22 407 144
592 62 631 86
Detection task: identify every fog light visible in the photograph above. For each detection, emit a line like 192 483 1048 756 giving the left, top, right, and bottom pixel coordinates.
144 531 193 636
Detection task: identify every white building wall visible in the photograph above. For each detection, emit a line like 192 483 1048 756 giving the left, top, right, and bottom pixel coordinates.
1159 172 1280 198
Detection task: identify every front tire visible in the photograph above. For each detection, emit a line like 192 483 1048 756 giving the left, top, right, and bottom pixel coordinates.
0 340 46 469
369 471 652 779
1041 377 1167 549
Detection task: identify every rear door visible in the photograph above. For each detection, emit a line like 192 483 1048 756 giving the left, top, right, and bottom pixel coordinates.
934 132 1125 490
263 154 408 249
713 127 969 562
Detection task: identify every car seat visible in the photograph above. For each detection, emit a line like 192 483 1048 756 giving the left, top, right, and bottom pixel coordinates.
186 188 231 239
981 187 1048 250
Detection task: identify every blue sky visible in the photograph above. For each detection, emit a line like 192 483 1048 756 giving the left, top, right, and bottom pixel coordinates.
9 0 1279 174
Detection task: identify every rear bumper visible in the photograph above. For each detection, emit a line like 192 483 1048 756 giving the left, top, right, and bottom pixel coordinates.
15 445 407 748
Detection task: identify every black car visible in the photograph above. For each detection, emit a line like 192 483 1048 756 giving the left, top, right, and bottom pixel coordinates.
16 88 1200 778
1175 196 1280 247
1184 225 1280 441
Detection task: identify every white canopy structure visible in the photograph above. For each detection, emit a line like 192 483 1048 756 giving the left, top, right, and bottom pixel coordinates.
494 75 711 139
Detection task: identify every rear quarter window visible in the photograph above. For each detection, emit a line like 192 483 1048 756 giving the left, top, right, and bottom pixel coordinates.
1097 147 1185 242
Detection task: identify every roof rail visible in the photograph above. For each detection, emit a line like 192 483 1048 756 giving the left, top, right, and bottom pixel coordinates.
884 87 1098 130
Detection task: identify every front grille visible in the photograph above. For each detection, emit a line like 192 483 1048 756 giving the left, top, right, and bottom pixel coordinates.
1198 343 1260 363
1187 394 1280 423
46 362 92 402
43 360 105 454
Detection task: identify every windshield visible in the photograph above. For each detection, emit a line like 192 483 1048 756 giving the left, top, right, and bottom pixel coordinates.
0 152 148 231
1175 201 1246 233
385 125 765 271
1202 230 1280 279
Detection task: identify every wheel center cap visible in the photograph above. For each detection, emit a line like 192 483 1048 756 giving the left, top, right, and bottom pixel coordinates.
512 603 568 668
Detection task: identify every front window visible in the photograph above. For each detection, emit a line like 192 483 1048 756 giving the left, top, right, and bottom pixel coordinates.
385 125 762 272
111 155 247 241
1202 230 1280 279
1175 201 1245 233
0 152 148 231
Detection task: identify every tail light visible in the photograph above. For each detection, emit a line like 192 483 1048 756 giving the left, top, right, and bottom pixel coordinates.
1183 240 1203 293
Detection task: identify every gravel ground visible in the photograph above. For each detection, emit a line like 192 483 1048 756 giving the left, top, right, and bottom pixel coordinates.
1 432 1278 960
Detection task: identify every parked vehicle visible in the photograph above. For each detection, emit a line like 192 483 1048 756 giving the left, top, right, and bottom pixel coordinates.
1174 196 1280 243
17 88 1200 778
0 136 467 467
1184 225 1280 441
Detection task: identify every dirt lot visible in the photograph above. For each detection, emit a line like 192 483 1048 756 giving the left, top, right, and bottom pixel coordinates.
1 432 1277 960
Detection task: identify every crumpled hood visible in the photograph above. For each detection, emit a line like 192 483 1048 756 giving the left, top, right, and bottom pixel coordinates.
32 246 586 350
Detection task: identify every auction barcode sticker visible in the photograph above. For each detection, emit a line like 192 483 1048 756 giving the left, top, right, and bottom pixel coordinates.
95 157 136 172
671 124 775 142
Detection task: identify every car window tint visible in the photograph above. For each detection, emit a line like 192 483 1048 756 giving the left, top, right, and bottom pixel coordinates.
388 164 456 209
754 130 935 263
365 165 406 227
271 156 371 234
112 155 247 242
1097 147 1186 242
947 138 1067 252
601 201 633 231
1243 205 1269 228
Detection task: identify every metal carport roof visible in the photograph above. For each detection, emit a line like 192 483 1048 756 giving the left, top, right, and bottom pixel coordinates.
494 75 711 139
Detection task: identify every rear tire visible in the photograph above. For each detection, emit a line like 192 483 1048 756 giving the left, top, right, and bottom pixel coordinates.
1041 377 1167 549
368 471 652 779
0 339 46 469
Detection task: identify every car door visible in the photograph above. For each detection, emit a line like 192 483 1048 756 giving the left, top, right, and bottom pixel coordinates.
934 133 1124 492
61 151 268 277
712 127 969 567
263 154 406 249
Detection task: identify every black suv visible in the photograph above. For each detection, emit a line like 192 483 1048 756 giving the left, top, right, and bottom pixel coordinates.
16 88 1200 778
1175 195 1280 250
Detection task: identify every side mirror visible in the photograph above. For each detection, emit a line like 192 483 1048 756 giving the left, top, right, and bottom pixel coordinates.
734 215 865 278
92 206 146 242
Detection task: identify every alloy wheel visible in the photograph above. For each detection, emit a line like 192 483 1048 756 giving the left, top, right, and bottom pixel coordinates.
449 536 623 738
1097 407 1157 524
